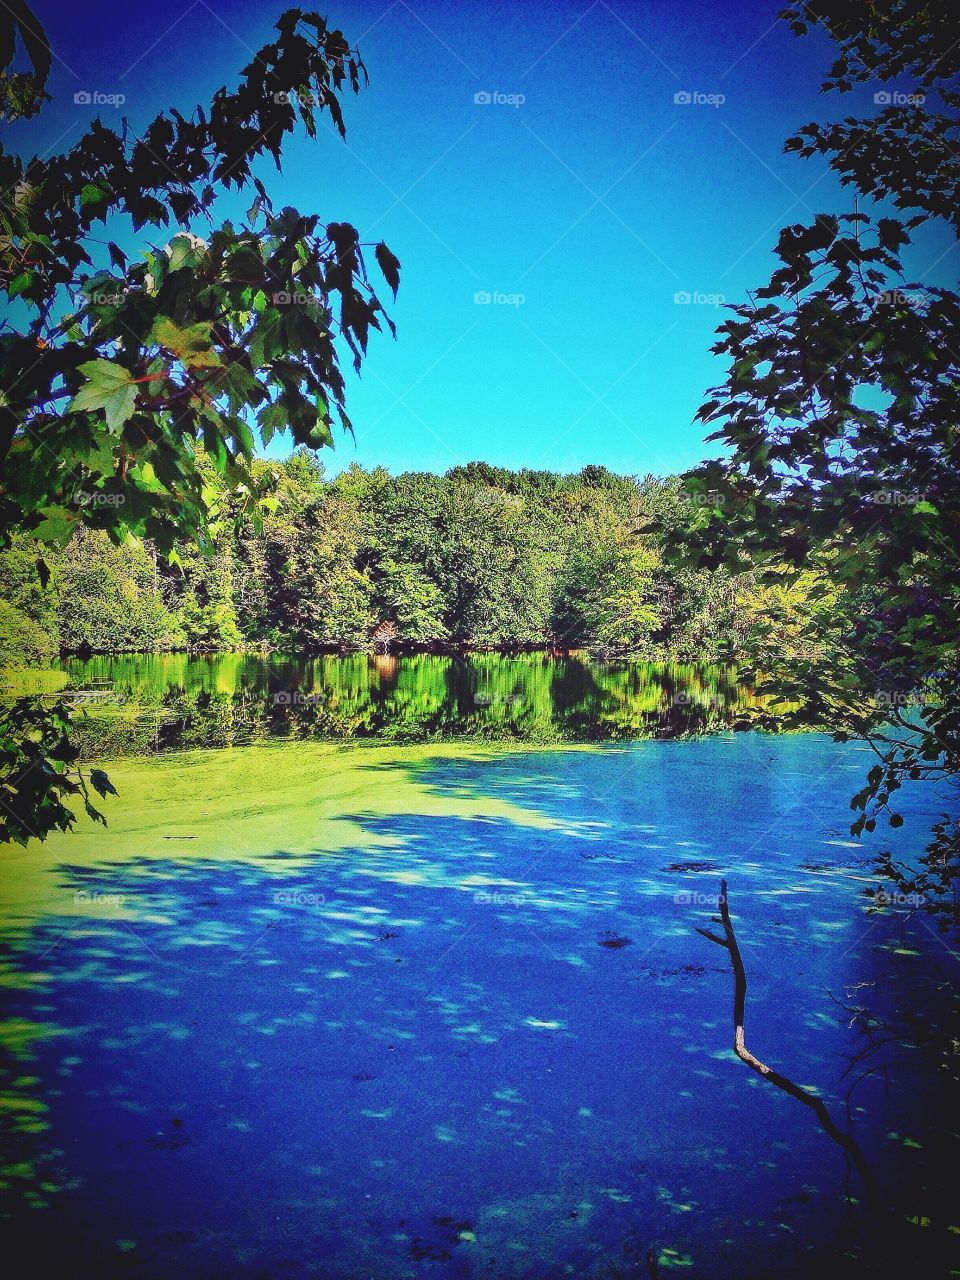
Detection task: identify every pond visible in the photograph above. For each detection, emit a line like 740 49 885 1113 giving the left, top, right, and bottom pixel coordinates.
0 659 956 1277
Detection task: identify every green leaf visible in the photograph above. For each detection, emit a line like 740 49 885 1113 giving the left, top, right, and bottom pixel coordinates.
84 799 107 826
248 310 284 367
8 270 32 298
149 317 221 368
80 181 108 209
33 505 79 545
257 401 288 446
70 359 139 433
165 233 207 272
310 418 333 447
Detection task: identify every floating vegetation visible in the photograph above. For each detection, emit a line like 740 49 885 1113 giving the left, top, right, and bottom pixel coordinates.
642 963 713 980
661 860 721 874
597 930 633 950
407 1214 473 1262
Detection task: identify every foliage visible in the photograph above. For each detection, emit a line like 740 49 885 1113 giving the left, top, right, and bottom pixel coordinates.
0 8 400 565
165 542 243 650
0 598 56 664
781 0 960 229
5 459 776 661
555 532 660 656
0 696 113 844
667 0 960 926
56 530 183 653
0 3 400 843
0 0 50 122
0 532 58 660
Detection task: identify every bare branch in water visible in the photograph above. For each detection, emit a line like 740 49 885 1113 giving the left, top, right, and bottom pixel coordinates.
698 879 882 1210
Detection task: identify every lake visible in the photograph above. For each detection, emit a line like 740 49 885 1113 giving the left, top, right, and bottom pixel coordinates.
0 657 956 1277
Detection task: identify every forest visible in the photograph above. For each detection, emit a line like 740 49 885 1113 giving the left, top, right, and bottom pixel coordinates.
0 453 814 661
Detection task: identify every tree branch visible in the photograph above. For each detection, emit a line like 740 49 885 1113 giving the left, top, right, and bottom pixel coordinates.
699 878 883 1210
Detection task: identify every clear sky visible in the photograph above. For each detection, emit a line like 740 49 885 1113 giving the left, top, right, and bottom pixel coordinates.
17 0 957 477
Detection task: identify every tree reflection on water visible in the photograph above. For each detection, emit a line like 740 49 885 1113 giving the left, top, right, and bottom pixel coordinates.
57 653 778 757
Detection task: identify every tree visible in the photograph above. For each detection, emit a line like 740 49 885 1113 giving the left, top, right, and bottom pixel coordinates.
436 481 560 646
0 532 58 661
374 558 447 644
273 491 374 649
57 529 182 652
555 531 661 654
0 4 400 841
165 542 243 651
665 0 959 927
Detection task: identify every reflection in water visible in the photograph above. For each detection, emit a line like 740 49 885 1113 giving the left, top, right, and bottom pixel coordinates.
51 653 772 757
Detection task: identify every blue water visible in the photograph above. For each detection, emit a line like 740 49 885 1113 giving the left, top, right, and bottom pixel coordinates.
0 733 956 1278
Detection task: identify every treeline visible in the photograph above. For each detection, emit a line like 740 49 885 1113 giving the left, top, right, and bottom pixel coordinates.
0 453 813 662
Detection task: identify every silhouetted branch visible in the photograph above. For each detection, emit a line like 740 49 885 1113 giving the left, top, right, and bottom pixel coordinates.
698 879 882 1210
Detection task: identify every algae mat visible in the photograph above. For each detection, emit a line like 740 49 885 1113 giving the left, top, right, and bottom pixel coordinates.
0 741 574 936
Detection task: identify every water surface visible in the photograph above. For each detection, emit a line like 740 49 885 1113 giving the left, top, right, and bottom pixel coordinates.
0 723 955 1277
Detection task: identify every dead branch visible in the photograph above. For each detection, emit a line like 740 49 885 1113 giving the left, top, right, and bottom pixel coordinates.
697 878 882 1210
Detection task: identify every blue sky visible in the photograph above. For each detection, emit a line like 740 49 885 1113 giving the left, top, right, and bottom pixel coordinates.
16 0 957 477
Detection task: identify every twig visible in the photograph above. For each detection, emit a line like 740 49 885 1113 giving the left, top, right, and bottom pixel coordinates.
696 878 883 1210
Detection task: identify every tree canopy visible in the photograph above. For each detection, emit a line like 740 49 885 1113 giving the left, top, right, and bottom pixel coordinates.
0 4 400 842
2 457 771 662
668 0 959 927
